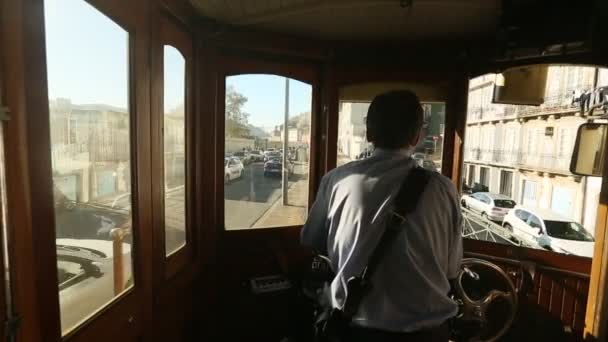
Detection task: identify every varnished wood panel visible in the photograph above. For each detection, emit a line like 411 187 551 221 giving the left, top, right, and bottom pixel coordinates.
466 244 591 339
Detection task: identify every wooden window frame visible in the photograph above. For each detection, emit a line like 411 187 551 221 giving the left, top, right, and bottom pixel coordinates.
151 12 195 280
2 0 155 340
326 66 469 185
216 53 321 236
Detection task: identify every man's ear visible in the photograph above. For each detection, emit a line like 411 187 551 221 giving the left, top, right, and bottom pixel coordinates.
366 130 374 144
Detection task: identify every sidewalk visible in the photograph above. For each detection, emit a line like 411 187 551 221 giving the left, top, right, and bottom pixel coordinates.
252 176 309 228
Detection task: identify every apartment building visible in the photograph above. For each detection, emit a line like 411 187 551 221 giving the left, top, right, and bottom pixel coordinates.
463 67 608 234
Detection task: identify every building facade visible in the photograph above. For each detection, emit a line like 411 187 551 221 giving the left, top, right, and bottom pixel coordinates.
337 102 370 161
463 67 608 234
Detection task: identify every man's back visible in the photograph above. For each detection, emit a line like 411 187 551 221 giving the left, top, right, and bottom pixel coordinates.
301 148 462 333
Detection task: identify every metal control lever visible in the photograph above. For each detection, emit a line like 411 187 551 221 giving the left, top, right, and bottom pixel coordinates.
463 266 480 281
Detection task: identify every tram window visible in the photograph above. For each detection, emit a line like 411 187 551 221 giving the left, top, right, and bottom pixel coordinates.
224 75 312 230
337 101 445 172
462 65 608 259
163 46 186 255
44 0 133 334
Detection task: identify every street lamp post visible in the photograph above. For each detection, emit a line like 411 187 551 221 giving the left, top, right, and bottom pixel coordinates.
282 78 289 205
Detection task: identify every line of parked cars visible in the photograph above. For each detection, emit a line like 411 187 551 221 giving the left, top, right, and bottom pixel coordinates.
225 148 298 182
461 191 595 258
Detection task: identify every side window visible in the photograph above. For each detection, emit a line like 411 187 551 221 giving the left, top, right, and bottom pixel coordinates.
44 0 134 334
515 209 530 221
224 75 312 230
527 215 542 230
163 45 186 256
462 66 604 258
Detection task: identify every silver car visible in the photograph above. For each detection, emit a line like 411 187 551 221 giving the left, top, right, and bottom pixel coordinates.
461 192 516 221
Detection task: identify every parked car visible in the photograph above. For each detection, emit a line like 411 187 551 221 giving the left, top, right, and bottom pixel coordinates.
461 192 516 221
356 147 374 160
249 150 264 162
58 238 132 333
224 157 244 182
263 158 294 177
232 151 251 164
264 151 282 162
502 206 595 257
422 160 439 172
412 152 426 160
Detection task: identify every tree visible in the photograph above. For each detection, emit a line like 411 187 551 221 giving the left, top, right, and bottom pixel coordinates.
225 86 251 138
289 111 311 130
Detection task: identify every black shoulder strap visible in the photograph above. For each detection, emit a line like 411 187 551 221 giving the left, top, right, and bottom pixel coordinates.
342 167 433 317
362 167 433 281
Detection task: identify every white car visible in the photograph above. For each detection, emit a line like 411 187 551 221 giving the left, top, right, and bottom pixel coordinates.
461 192 516 221
224 157 244 182
502 206 595 257
58 238 132 333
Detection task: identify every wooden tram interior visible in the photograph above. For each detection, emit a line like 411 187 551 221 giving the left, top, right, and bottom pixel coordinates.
2 0 608 341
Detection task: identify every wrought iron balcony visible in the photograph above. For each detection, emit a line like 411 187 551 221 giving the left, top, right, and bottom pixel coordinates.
464 148 573 174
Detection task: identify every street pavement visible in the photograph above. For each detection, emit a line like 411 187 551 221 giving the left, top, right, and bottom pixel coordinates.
225 162 308 229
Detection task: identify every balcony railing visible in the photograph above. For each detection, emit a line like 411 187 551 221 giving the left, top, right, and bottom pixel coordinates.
464 148 572 174
467 91 584 123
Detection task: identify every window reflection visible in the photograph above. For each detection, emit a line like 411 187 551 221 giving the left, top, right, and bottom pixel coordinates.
224 75 312 230
163 46 186 255
45 0 133 334
462 66 607 258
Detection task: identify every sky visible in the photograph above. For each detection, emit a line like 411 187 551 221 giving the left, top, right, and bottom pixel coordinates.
227 75 312 129
44 0 312 128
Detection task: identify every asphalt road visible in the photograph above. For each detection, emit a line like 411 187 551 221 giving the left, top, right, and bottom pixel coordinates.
225 162 305 229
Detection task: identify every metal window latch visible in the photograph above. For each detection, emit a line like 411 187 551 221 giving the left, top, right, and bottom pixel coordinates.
0 106 10 121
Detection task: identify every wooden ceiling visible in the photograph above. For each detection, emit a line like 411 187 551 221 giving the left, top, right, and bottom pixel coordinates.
189 0 501 43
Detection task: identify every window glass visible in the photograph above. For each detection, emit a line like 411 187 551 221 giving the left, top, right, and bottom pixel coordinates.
545 221 594 242
337 101 445 172
224 75 312 230
494 200 516 208
515 209 531 222
499 170 513 197
163 46 186 256
462 65 606 258
527 215 542 229
44 0 133 334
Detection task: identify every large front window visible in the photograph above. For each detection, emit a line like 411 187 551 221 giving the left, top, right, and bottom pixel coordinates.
224 75 312 230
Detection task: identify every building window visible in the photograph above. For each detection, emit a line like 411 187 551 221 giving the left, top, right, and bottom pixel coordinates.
522 180 538 205
467 165 476 186
558 128 573 157
499 170 513 197
479 167 489 187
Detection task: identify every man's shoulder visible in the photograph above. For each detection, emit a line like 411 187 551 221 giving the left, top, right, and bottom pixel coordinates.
322 159 367 182
421 171 459 199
